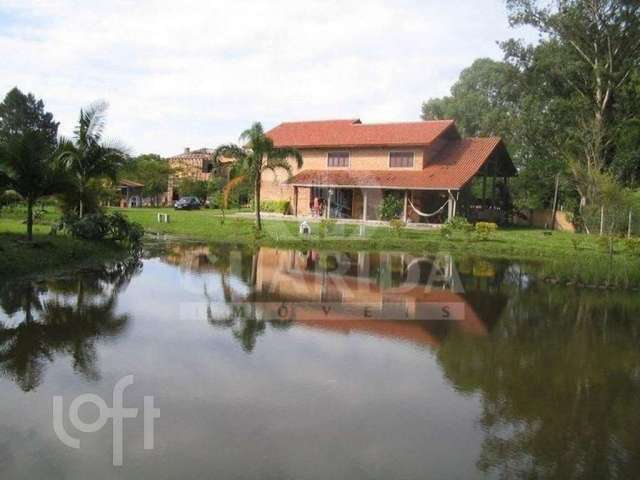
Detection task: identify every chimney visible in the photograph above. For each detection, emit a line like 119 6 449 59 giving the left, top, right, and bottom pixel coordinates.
184 147 190 154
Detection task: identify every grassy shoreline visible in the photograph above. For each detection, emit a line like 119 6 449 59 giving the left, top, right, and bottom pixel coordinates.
0 216 129 279
2 206 639 287
119 207 640 288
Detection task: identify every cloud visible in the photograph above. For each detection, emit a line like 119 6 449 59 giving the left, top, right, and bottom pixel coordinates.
0 0 534 156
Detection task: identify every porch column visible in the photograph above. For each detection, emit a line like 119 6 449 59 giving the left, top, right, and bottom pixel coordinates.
326 188 332 219
453 191 458 217
447 190 457 221
403 190 408 222
362 189 368 222
293 186 299 217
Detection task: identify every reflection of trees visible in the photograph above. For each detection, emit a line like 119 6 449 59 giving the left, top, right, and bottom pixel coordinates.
437 287 640 479
0 257 141 392
196 246 293 353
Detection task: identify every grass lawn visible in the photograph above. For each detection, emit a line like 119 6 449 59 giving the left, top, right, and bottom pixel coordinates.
0 210 129 279
2 205 639 287
117 207 640 288
114 206 624 257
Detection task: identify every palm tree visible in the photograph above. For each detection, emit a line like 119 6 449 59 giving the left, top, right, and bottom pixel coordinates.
58 102 127 217
0 131 68 240
213 122 302 231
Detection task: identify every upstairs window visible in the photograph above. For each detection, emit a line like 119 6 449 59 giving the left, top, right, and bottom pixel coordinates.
389 151 414 168
327 151 350 168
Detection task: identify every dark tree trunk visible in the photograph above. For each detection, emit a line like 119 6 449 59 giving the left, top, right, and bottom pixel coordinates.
254 175 262 231
26 198 34 241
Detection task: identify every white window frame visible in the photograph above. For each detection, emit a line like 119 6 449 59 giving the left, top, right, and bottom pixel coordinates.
388 151 415 168
327 151 350 168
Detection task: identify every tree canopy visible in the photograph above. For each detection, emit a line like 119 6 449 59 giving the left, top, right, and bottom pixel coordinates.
213 122 302 230
0 87 59 147
119 153 172 204
58 101 127 217
422 0 640 212
0 89 66 240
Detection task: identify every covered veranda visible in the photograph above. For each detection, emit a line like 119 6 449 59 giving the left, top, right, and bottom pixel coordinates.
286 139 516 225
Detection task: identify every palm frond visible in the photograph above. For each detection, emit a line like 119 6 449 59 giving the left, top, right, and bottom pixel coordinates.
223 175 247 208
239 122 265 149
101 138 130 157
75 100 109 146
213 144 247 163
264 156 294 176
269 147 303 169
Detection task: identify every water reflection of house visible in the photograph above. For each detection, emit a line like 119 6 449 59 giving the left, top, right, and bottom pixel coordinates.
161 244 507 349
254 247 498 348
163 245 218 272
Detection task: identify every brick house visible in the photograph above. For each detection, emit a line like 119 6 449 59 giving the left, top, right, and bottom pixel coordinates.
166 148 234 203
261 119 516 224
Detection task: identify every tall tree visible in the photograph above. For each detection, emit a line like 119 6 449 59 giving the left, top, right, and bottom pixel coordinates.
0 87 58 146
506 0 640 206
212 122 302 231
422 58 523 139
119 154 172 205
0 131 68 240
58 102 127 217
422 57 574 209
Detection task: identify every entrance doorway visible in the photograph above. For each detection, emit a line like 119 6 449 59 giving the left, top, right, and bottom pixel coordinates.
310 187 353 218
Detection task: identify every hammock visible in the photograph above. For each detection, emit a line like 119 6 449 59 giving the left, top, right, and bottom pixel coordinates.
408 197 449 218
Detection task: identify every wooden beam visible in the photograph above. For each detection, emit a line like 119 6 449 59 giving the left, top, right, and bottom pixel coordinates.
362 189 368 222
403 190 408 222
293 186 299 217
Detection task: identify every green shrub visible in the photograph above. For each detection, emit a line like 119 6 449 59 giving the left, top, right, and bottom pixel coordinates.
260 200 291 214
447 217 472 232
318 218 336 239
624 238 640 256
66 213 111 241
442 217 473 239
474 222 498 241
178 178 208 200
64 211 144 247
108 211 144 246
378 193 403 220
571 237 583 251
389 219 406 237
0 190 22 211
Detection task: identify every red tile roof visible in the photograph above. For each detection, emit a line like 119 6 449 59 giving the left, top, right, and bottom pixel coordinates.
119 179 144 188
286 138 511 190
167 148 234 164
267 119 455 148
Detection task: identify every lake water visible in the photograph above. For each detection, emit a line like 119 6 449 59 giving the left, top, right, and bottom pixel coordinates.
0 242 639 479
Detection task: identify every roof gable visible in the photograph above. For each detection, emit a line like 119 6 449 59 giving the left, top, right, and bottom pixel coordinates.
285 138 515 190
267 119 456 149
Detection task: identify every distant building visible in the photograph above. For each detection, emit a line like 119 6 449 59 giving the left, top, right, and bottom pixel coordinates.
166 147 234 202
118 179 145 208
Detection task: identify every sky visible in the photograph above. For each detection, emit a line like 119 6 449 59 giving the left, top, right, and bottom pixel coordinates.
0 0 536 157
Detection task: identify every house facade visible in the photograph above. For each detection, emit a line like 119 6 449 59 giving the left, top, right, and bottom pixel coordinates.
166 147 233 202
261 119 516 224
117 179 144 207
